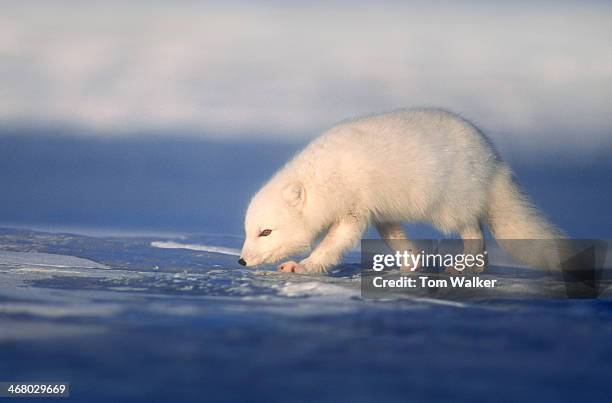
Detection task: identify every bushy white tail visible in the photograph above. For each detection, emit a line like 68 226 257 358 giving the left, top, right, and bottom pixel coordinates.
486 165 566 270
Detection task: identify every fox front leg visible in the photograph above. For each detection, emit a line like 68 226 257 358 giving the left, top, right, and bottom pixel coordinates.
278 216 367 274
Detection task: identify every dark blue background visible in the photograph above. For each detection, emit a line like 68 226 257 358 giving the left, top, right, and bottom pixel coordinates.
1 127 610 238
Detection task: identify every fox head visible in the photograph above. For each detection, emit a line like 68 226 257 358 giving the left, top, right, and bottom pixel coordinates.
239 180 312 267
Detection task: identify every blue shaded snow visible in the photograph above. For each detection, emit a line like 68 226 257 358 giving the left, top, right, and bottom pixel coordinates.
1 227 611 402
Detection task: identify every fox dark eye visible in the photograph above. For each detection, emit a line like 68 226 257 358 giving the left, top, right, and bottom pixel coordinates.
259 229 272 237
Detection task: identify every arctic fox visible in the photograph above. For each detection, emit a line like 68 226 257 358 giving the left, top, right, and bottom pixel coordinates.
239 108 563 274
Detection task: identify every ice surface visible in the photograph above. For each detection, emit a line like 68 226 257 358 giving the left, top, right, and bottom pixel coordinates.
1 227 611 402
0 250 108 269
150 240 241 256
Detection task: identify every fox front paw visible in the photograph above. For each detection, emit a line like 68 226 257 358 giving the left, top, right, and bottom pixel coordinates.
277 261 306 274
277 259 326 274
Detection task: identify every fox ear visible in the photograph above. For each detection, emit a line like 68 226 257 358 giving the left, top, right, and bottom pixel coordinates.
282 181 305 210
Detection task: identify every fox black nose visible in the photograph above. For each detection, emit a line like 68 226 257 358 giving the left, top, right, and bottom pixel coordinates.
238 258 246 266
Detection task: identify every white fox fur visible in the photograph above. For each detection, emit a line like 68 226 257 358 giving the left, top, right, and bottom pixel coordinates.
240 108 564 274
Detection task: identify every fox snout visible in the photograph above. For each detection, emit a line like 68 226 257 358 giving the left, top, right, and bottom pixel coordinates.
238 250 266 267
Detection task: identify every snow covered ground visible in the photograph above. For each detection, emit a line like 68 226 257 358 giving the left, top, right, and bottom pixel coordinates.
0 227 611 402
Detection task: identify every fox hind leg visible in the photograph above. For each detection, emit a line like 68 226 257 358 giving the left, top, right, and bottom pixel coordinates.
444 222 486 274
375 222 421 271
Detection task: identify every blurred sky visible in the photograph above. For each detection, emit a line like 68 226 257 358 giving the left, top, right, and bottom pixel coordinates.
1 1 611 155
1 1 611 235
